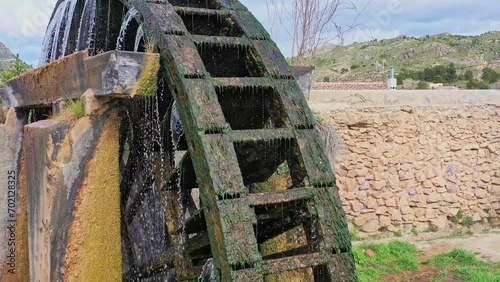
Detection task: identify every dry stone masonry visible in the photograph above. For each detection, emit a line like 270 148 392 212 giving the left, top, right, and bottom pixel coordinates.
310 91 500 234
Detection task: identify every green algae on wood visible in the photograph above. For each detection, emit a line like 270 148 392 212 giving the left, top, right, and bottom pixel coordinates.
133 52 161 97
63 111 122 281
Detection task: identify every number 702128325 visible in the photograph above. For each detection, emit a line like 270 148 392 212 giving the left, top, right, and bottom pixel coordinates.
7 170 17 219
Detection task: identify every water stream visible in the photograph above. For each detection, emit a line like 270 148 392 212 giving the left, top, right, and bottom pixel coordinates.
75 0 97 52
116 8 139 50
134 24 144 52
41 0 77 65
39 1 67 65
60 0 79 58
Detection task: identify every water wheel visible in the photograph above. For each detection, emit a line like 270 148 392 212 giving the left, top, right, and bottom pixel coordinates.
40 0 357 281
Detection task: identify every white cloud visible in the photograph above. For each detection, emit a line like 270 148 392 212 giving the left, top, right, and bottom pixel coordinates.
0 0 498 65
0 0 56 65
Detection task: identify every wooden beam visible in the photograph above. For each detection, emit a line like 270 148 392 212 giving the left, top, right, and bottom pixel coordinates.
0 51 160 108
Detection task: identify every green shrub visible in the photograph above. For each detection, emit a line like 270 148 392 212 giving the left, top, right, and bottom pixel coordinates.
416 81 429 90
425 226 439 233
466 79 490 89
482 67 500 84
350 228 361 241
1 56 30 124
464 69 474 81
323 76 330 82
313 114 323 122
450 212 463 224
394 231 403 237
411 228 419 236
487 217 494 224
0 57 30 88
462 216 474 227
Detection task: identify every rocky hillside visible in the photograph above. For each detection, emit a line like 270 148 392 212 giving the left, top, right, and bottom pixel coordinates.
311 32 500 82
0 42 16 73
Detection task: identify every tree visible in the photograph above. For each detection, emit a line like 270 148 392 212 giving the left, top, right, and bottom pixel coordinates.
464 69 473 81
0 55 30 88
0 56 30 122
416 81 429 90
466 80 490 90
445 63 457 84
482 67 500 84
266 0 359 63
420 64 457 84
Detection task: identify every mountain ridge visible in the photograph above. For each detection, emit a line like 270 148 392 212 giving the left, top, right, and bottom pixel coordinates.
0 42 16 73
310 31 500 83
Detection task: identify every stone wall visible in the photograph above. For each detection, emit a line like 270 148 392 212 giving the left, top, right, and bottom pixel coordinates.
0 108 29 281
310 90 500 234
24 98 122 281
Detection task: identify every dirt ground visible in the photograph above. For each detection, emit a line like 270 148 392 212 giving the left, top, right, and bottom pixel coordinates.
353 229 500 263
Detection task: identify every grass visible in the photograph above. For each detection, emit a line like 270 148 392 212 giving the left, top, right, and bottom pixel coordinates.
313 113 323 122
451 212 463 224
394 231 403 237
350 228 362 241
52 98 85 121
354 241 419 282
145 39 157 53
411 228 419 236
435 231 473 240
353 241 500 282
425 225 439 233
462 216 474 227
425 249 500 281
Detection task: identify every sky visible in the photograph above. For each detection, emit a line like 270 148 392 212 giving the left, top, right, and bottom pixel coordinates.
0 0 498 67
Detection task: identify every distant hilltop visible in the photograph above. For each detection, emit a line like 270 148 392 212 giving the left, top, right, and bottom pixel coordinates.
0 42 16 73
310 31 500 83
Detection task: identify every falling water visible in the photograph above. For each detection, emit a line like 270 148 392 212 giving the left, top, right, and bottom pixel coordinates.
39 0 82 65
170 100 187 250
116 8 139 50
134 24 144 52
75 0 97 52
39 1 67 65
60 0 79 57
198 259 217 282
125 96 170 273
171 101 184 158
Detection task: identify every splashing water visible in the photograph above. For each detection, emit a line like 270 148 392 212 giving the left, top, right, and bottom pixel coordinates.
171 101 184 154
124 96 170 272
134 24 144 52
198 259 217 282
116 8 139 50
39 0 80 65
39 1 67 65
60 0 79 58
75 0 97 52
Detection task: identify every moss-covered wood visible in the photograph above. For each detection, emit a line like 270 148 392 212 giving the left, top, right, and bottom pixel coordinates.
126 0 356 280
10 0 358 280
0 51 160 108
